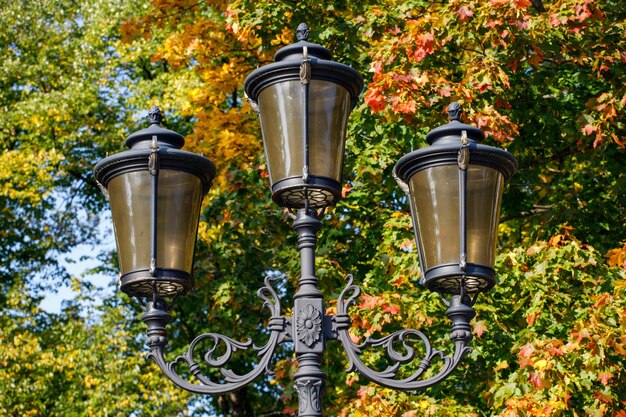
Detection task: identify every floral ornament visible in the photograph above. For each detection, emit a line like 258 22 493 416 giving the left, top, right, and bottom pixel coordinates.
296 304 322 347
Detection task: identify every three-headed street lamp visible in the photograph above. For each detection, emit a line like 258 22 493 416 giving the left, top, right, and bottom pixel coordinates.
94 24 516 416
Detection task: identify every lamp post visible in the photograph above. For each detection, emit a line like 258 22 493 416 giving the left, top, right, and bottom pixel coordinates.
95 24 515 417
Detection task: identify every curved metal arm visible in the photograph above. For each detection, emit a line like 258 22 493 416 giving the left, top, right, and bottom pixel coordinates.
334 275 475 391
141 276 286 394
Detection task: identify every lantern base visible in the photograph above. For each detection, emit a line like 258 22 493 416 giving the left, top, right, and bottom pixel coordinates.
271 176 341 209
423 263 495 294
120 269 193 298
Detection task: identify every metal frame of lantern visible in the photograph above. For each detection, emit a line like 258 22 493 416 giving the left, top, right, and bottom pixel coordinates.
96 25 516 417
243 23 362 209
94 106 216 298
394 103 517 296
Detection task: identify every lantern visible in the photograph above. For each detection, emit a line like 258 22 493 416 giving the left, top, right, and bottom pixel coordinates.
244 23 363 209
94 107 215 298
394 103 516 294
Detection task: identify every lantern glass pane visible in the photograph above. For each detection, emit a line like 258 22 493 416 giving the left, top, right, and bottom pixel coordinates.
257 79 351 185
108 170 203 276
467 165 505 267
408 164 505 272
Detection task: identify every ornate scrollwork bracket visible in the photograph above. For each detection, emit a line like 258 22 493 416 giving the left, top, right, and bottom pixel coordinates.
333 275 475 391
140 209 478 414
141 276 287 394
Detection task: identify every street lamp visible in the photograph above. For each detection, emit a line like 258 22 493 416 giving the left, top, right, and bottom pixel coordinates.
95 24 516 417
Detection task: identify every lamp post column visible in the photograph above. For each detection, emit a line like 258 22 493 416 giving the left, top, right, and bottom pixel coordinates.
292 209 325 417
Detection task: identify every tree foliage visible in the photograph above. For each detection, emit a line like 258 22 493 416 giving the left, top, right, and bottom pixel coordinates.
0 0 191 414
1 0 625 416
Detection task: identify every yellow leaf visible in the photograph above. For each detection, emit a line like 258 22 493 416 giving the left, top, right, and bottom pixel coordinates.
534 359 548 370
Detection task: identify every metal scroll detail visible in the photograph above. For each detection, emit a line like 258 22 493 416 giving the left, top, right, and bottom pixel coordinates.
334 275 475 390
142 276 286 394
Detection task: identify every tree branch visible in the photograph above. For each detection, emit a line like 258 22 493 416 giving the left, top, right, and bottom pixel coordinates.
502 205 553 222
530 0 546 13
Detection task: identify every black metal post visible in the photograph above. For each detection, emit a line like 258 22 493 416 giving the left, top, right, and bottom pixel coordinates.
292 209 324 417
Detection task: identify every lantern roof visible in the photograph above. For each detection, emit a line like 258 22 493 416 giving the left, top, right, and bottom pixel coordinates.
244 23 363 108
394 103 517 183
425 103 485 145
126 106 186 149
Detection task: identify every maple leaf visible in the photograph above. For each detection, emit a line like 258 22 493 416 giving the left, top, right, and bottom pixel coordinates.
528 372 544 389
410 33 435 63
519 344 533 357
513 0 532 7
598 371 613 386
473 320 488 338
342 184 353 198
364 87 387 112
593 390 613 404
456 6 474 22
382 304 400 315
526 311 539 326
359 293 379 310
582 124 597 135
393 99 417 115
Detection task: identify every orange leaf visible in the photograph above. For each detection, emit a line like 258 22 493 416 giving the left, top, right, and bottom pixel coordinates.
607 243 626 269
359 293 379 310
526 311 540 326
473 320 488 338
594 390 612 404
598 371 613 386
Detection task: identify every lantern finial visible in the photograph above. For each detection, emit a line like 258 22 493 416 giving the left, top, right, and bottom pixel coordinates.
296 23 310 42
447 102 462 122
147 106 164 125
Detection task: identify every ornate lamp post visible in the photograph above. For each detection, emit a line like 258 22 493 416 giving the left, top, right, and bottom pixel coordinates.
95 24 516 417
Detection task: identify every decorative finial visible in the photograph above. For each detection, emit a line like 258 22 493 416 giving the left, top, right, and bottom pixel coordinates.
447 102 462 122
147 106 164 125
296 23 310 42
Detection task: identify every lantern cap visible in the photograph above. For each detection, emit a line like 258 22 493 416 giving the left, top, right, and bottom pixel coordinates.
425 102 485 145
125 106 185 149
94 106 216 192
244 24 363 107
273 23 333 62
393 102 517 186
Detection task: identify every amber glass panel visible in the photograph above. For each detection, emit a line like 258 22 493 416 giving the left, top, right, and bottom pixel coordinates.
408 164 504 271
108 170 203 276
257 79 351 185
466 166 505 267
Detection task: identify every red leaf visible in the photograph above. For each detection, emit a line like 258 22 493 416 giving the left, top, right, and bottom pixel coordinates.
528 372 544 389
382 304 400 315
519 344 534 358
456 6 474 22
364 87 387 112
582 124 597 135
513 0 532 7
393 99 417 115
